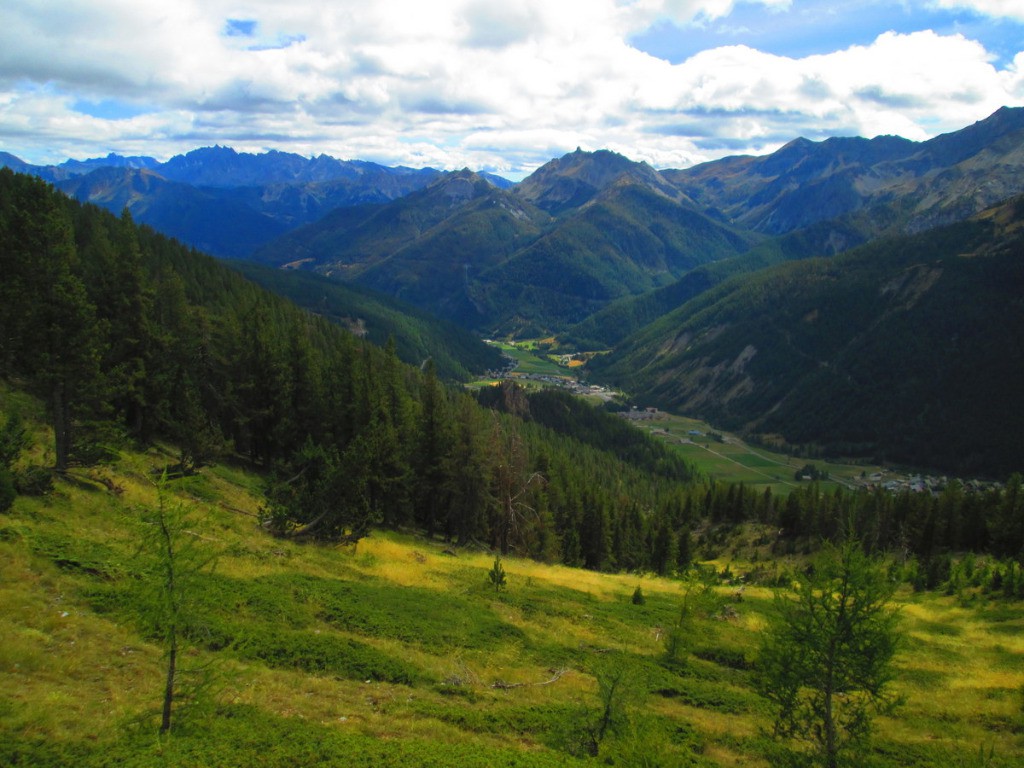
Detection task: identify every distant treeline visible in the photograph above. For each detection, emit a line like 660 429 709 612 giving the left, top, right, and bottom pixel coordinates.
695 478 1024 579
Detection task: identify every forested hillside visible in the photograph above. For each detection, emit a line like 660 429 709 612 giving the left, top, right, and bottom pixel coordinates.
254 153 754 335
590 195 1024 477
3 168 1024 768
562 218 863 349
227 261 502 381
5 168 1024 561
0 168 703 569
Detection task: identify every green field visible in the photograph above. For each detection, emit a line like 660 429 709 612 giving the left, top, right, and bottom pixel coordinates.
489 340 569 378
477 344 881 493
640 412 881 493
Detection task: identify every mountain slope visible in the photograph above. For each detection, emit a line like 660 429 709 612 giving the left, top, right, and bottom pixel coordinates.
255 171 555 330
228 261 503 380
256 152 753 334
563 218 865 348
590 195 1024 475
56 167 289 258
515 147 691 214
474 181 753 333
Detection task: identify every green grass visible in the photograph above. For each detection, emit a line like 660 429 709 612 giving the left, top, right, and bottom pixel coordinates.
637 412 883 494
1 396 1022 766
490 340 569 378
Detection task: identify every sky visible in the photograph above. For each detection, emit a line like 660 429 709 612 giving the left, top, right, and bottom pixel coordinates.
1 0 1022 179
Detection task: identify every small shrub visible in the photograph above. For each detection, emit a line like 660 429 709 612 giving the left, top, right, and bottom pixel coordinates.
631 586 645 605
488 555 507 592
653 679 755 714
692 646 754 671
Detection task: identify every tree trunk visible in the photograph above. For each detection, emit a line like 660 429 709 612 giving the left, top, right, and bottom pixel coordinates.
52 381 70 471
159 507 178 735
824 687 837 768
160 631 177 734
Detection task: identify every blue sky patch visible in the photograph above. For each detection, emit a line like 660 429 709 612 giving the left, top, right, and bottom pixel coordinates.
224 19 258 38
629 1 1024 68
248 34 307 51
72 98 152 121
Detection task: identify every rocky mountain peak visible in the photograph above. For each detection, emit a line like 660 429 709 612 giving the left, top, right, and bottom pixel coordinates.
515 148 682 214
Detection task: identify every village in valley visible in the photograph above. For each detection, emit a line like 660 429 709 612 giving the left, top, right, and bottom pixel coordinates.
483 339 1005 499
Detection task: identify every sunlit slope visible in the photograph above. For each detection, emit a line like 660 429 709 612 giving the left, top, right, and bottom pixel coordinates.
1 407 1022 766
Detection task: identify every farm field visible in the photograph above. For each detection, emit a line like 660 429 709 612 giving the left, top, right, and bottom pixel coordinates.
633 411 885 494
488 339 571 378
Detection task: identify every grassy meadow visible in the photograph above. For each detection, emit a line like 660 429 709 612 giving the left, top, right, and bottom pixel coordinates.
489 340 569 378
1 402 1022 766
634 411 883 494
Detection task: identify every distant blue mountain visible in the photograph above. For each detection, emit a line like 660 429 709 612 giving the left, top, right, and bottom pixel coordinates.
0 146 509 258
59 152 160 175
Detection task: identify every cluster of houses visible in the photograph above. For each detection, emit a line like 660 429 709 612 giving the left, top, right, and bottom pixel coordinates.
618 406 664 421
484 358 519 379
857 472 1004 495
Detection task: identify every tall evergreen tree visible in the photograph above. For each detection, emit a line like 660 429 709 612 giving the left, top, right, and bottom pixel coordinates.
0 174 105 469
991 473 1024 560
446 394 492 546
412 359 452 538
79 209 153 437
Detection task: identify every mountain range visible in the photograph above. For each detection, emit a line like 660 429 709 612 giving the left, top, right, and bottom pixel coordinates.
666 106 1024 239
0 146 452 258
252 107 1024 336
253 151 756 334
5 106 1024 474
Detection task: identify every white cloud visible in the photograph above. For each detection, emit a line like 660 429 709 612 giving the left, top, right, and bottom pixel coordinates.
930 0 1024 22
626 0 793 28
461 0 543 48
0 1 1021 173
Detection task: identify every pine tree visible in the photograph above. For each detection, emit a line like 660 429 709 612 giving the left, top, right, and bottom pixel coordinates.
446 394 492 546
487 555 507 591
137 478 217 734
991 474 1023 559
0 176 105 469
757 541 901 767
488 414 539 555
412 359 452 538
79 209 153 437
